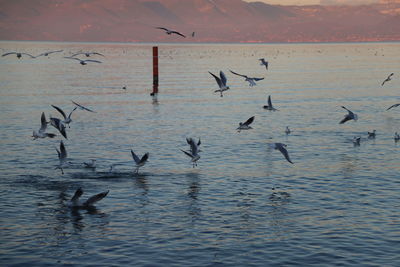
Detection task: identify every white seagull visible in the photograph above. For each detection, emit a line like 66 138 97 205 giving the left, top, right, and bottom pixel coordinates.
237 116 255 132
381 73 394 86
64 57 102 65
181 138 201 168
71 100 96 113
269 143 294 164
209 71 230 97
49 117 67 139
51 105 77 128
229 70 264 87
263 95 278 111
34 50 64 58
339 106 358 124
131 150 149 174
259 58 268 70
32 112 57 140
56 141 67 174
156 27 186 38
69 188 109 209
2 52 35 59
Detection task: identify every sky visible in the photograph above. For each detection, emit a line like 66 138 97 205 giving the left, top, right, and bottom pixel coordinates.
243 0 380 5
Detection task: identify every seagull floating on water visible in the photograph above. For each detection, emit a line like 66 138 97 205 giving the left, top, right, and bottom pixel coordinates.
353 136 361 146
259 58 268 70
131 150 149 174
285 126 291 135
339 106 358 124
32 112 57 140
229 70 264 87
71 100 96 113
55 141 67 174
263 95 278 111
68 188 109 209
34 50 64 58
2 52 35 59
237 116 255 132
381 73 394 86
156 27 186 38
394 132 400 142
181 138 201 168
386 103 400 111
83 159 96 169
50 117 67 139
269 143 294 164
51 105 77 128
64 57 102 65
209 71 230 97
368 130 376 139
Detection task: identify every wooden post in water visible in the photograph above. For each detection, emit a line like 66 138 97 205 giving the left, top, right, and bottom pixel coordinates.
151 46 159 96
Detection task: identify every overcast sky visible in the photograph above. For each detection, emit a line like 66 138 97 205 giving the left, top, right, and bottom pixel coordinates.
243 0 380 5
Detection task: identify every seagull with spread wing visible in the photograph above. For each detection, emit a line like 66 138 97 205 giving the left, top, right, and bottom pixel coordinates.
237 116 255 132
55 141 68 174
263 95 278 111
181 138 201 168
339 106 358 124
51 105 77 128
209 71 230 97
68 188 109 209
71 100 96 113
131 150 149 174
229 70 264 87
381 73 394 86
156 27 186 38
64 57 102 65
269 143 294 164
32 112 57 140
34 50 64 58
2 52 35 59
259 58 268 70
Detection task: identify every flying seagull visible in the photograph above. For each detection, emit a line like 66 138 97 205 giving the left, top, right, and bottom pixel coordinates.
32 112 57 140
70 52 105 58
51 105 77 128
181 138 201 168
55 141 67 174
131 150 149 174
49 117 67 139
71 100 96 113
263 95 278 111
2 52 35 59
339 106 358 124
64 57 102 65
209 71 230 97
386 103 400 111
229 70 264 87
269 143 293 164
259 58 268 70
34 50 64 58
156 27 186 38
237 116 255 132
381 73 394 86
69 188 109 209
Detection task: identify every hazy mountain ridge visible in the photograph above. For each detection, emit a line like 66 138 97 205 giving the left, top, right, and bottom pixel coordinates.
0 0 399 42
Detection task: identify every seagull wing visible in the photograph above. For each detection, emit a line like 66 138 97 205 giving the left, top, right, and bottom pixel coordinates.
131 150 140 164
243 116 255 126
267 95 273 107
253 77 264 81
83 59 102 64
276 143 293 164
156 27 169 32
181 149 194 159
70 52 85 58
2 52 17 57
220 71 227 87
21 53 35 58
60 141 67 159
71 188 83 202
139 153 149 164
68 107 77 119
71 100 96 112
51 105 67 120
84 190 109 207
64 56 81 62
229 70 247 79
171 31 186 38
387 103 400 111
209 71 223 88
39 112 47 132
91 52 105 57
339 114 352 124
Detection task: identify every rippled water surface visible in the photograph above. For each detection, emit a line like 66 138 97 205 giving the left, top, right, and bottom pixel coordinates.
0 41 399 266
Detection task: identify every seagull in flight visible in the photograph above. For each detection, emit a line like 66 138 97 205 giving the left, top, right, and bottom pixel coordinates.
381 73 394 86
269 143 293 164
71 100 96 113
339 106 358 124
263 95 278 111
131 150 149 174
156 27 186 38
32 112 57 140
70 52 105 58
209 71 230 97
229 70 264 87
34 50 64 58
49 117 67 139
55 141 67 174
386 103 400 111
68 188 109 209
259 58 268 70
181 138 201 168
64 57 102 65
2 52 35 59
237 116 255 132
51 105 77 128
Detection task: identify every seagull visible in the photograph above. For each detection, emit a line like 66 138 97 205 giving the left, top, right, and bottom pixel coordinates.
386 103 400 111
49 117 67 139
368 130 376 139
263 95 278 111
259 58 268 70
64 57 102 65
2 52 35 59
381 73 394 86
83 159 96 169
71 100 96 113
237 116 255 132
32 112 57 140
339 106 358 124
131 150 149 174
229 70 264 87
70 52 105 58
156 27 186 38
68 188 109 209
181 138 201 168
285 126 291 135
353 136 361 146
55 141 67 174
209 71 230 97
269 143 293 164
51 105 77 128
34 50 64 58
394 132 400 142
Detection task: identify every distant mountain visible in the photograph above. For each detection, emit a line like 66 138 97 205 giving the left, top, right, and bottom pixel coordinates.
0 0 399 42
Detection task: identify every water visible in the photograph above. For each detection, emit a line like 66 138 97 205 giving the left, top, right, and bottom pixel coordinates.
0 41 400 266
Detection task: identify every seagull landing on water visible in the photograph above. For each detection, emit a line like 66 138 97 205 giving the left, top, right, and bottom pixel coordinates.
181 138 201 168
34 50 64 58
259 58 268 70
131 150 149 174
339 106 358 124
237 116 255 132
229 70 264 87
368 130 376 139
51 105 77 128
209 71 230 97
32 112 57 140
49 117 67 139
156 27 186 38
68 188 109 209
386 103 400 111
55 141 67 174
2 52 35 59
71 100 96 113
263 95 278 111
353 136 361 146
381 73 394 86
269 143 294 164
83 159 96 169
64 57 102 65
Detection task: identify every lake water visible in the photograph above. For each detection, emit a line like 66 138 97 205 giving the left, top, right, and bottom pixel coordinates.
0 41 399 266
